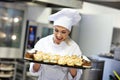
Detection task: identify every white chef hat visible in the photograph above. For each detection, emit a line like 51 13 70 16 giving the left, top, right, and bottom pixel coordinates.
49 8 81 31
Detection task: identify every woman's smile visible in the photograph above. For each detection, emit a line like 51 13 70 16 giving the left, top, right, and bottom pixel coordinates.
53 25 70 44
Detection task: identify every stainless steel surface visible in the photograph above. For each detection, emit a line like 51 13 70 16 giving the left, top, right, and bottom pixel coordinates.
81 59 105 80
114 47 120 60
83 0 120 2
83 0 120 9
0 2 26 58
0 2 27 10
1 0 120 9
33 0 83 8
81 69 103 80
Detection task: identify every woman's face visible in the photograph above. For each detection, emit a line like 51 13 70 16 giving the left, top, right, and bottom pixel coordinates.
53 25 70 44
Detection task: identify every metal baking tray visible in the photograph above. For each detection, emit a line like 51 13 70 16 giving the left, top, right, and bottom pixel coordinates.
24 58 92 69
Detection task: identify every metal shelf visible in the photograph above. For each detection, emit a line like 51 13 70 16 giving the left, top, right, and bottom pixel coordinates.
0 58 38 80
0 58 17 80
0 73 13 78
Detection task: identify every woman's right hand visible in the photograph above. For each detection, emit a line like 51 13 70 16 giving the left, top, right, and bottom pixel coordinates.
33 63 41 72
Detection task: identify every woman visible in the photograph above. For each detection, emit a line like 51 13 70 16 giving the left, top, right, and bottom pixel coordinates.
29 8 82 80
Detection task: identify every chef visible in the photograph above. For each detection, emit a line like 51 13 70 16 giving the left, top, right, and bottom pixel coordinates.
29 8 82 80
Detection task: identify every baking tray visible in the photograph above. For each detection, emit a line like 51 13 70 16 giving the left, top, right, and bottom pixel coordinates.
24 58 92 69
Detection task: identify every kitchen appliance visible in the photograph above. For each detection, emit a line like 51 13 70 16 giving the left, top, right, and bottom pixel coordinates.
80 59 105 80
114 47 120 61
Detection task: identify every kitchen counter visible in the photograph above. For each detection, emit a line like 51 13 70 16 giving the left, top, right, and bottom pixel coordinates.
92 55 120 80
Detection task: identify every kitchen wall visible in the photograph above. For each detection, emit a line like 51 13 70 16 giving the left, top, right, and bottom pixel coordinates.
78 14 113 56
76 2 120 56
79 2 120 28
27 4 52 24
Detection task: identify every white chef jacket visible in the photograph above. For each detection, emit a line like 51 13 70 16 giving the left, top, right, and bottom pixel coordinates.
29 34 82 80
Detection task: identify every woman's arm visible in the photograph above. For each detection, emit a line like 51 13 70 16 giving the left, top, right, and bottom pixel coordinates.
33 63 41 72
69 68 77 78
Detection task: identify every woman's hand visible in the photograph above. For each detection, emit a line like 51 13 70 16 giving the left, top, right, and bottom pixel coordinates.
33 63 41 72
69 68 77 78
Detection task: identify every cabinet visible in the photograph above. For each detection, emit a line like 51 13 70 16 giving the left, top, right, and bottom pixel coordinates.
0 58 17 80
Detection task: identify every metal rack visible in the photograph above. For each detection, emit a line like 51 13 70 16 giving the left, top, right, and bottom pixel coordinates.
15 59 27 80
0 58 39 80
0 58 17 80
16 59 38 80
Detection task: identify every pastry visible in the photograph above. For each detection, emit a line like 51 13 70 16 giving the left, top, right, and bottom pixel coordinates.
50 55 60 63
82 55 91 66
58 56 67 65
25 52 33 59
33 53 43 61
74 57 83 66
71 55 78 59
82 59 91 66
42 53 50 62
66 58 75 66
